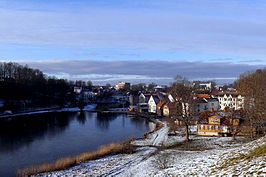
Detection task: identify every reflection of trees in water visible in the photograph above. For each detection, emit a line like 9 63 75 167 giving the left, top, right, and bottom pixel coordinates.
96 113 118 130
0 112 75 153
76 111 86 124
128 115 150 130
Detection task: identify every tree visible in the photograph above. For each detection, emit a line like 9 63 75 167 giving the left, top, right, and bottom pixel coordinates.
234 68 266 137
86 80 93 89
131 83 145 92
147 83 157 92
170 76 195 141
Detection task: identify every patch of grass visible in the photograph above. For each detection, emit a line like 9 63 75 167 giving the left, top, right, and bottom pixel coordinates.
17 140 135 177
217 143 266 171
245 143 266 159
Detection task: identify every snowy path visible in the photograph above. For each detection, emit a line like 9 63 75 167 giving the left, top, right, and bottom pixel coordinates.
152 123 168 146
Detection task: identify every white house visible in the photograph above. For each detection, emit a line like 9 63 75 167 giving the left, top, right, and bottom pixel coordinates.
138 93 151 104
199 82 212 90
195 98 220 114
148 95 160 113
212 93 244 110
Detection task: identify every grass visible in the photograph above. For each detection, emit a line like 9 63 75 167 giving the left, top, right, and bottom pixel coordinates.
245 143 266 159
217 143 266 171
17 139 135 177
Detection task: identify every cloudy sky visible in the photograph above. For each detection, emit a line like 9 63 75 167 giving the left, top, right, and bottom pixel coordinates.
0 0 265 85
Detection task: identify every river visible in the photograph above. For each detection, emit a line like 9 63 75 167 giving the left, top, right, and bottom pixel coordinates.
0 111 153 177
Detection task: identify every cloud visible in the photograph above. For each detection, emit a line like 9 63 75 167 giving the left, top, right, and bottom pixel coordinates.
239 59 263 63
211 58 232 62
18 59 264 84
1 0 266 59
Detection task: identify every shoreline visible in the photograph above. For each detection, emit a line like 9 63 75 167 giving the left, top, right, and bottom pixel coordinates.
17 117 164 177
0 105 97 119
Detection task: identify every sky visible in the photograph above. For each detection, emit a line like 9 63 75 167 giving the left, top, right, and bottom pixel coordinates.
0 0 265 85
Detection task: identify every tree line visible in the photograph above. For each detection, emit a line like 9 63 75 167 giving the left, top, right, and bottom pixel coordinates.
0 62 75 112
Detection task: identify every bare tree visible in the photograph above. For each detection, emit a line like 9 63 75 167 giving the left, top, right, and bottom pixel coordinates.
170 76 195 141
234 68 266 137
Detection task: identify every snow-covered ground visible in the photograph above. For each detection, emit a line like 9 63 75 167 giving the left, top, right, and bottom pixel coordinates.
37 122 265 177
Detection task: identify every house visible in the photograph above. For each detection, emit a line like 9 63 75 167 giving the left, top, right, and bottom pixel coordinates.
212 92 244 110
163 102 177 117
148 95 160 113
156 101 165 116
195 98 220 114
137 103 148 113
199 82 212 90
197 111 241 136
129 93 139 106
139 93 151 104
74 86 82 94
115 82 130 90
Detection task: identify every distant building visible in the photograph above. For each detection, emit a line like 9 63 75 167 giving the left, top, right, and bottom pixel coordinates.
115 82 130 90
199 82 212 90
74 86 82 94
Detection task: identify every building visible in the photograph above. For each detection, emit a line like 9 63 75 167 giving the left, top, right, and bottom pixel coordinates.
197 111 241 136
212 92 244 110
163 102 177 117
74 86 82 94
195 98 220 114
115 82 130 90
148 95 160 113
199 82 212 90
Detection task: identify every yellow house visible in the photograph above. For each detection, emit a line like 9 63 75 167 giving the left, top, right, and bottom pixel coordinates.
197 112 240 136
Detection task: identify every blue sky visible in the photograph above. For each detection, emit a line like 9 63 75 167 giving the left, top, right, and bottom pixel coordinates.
0 0 265 84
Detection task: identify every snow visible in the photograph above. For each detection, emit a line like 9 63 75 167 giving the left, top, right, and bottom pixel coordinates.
36 122 266 177
132 122 169 147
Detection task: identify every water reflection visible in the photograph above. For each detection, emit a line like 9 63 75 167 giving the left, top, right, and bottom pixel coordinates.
0 112 151 177
0 112 73 153
76 111 87 125
96 113 118 130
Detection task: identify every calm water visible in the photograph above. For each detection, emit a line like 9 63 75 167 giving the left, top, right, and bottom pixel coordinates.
0 111 153 177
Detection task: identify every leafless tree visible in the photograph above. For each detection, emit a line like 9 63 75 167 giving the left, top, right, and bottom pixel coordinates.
234 68 266 137
170 75 196 141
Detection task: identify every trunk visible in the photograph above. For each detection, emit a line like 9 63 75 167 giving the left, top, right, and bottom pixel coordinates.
185 124 189 142
232 133 236 140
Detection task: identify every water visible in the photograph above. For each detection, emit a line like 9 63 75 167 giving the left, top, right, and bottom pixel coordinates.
0 111 153 177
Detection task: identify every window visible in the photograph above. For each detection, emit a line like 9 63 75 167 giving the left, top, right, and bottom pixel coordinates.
208 125 212 130
215 125 218 130
200 125 204 130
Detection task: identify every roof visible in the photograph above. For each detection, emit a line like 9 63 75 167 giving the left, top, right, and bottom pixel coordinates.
198 110 243 125
156 101 165 107
196 98 218 103
196 94 210 98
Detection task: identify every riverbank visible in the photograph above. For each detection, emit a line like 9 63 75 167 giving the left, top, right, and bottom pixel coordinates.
34 126 265 176
0 104 97 119
17 118 162 177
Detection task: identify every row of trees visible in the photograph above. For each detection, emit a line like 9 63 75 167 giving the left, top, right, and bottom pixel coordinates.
234 68 266 136
0 62 75 112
